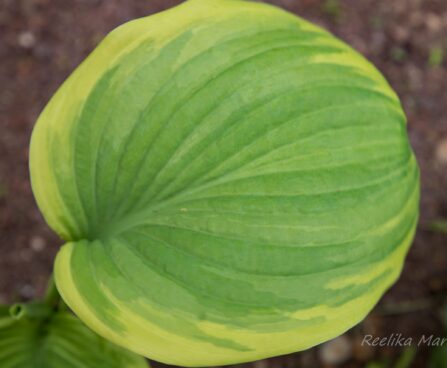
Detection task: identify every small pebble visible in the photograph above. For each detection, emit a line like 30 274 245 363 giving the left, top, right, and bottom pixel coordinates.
30 235 46 252
17 31 36 49
253 360 269 368
319 335 352 365
425 13 443 32
392 26 409 43
435 139 447 165
19 284 35 299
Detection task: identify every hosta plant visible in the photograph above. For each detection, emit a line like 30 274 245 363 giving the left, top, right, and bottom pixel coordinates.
6 0 421 367
0 280 147 367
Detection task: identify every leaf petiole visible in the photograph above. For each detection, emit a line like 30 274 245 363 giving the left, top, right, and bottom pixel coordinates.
9 302 52 320
8 273 64 321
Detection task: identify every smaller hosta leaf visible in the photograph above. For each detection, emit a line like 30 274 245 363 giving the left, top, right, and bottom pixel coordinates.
0 311 148 368
0 306 14 329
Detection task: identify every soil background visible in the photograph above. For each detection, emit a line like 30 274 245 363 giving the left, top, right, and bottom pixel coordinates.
1 0 447 367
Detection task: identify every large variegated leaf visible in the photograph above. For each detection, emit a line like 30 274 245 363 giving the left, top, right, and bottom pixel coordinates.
0 309 148 368
29 0 419 366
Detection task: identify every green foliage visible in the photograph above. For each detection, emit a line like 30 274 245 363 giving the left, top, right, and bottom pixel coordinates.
431 220 447 234
429 47 444 68
394 347 416 368
322 0 342 21
365 362 388 368
429 300 447 368
0 307 148 368
390 47 407 62
430 347 447 368
29 0 419 366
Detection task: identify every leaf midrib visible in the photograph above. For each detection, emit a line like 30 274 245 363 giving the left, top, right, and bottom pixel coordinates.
91 152 414 242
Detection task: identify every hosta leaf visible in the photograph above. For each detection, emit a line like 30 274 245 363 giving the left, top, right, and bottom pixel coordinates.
29 0 419 366
0 311 148 368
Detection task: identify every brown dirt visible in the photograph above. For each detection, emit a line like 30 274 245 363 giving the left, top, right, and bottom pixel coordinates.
1 0 447 367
